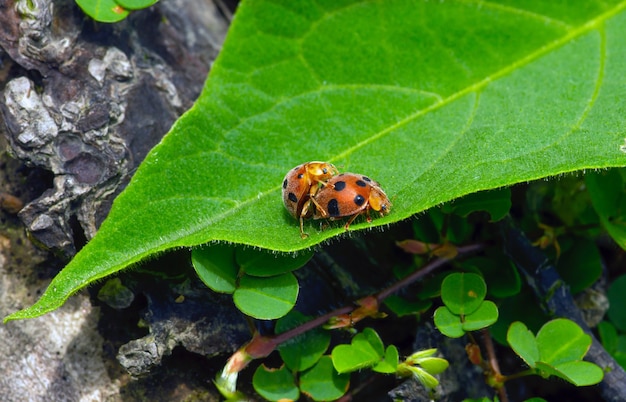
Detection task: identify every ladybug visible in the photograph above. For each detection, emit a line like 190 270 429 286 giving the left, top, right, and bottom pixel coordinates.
282 161 339 238
313 173 391 229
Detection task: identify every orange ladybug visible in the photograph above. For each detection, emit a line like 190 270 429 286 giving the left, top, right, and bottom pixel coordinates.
282 161 339 238
313 173 391 229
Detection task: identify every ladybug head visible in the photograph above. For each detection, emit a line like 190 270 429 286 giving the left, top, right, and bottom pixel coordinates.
307 162 338 179
369 187 391 215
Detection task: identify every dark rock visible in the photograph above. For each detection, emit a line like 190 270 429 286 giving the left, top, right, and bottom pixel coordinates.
0 0 228 257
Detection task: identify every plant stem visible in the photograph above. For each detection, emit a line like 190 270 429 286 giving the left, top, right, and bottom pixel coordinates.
228 242 484 374
376 243 483 302
271 305 353 344
502 369 536 382
480 328 509 402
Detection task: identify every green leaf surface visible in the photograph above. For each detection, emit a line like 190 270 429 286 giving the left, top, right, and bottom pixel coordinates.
536 318 591 365
490 289 548 345
607 274 626 331
618 335 626 354
441 273 486 315
507 321 539 368
236 247 312 277
76 0 129 22
597 320 618 354
586 169 626 250
461 300 499 332
191 244 237 293
8 0 626 321
331 328 385 373
416 271 448 300
362 327 385 357
276 311 331 372
114 0 157 11
555 237 602 293
535 361 604 386
300 356 349 401
433 306 465 339
441 188 512 221
553 361 604 386
417 357 449 376
252 365 300 401
372 345 399 374
383 295 432 317
462 256 521 299
408 366 440 389
616 336 626 369
233 273 299 319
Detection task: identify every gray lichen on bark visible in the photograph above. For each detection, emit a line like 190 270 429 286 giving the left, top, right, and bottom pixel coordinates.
0 0 228 257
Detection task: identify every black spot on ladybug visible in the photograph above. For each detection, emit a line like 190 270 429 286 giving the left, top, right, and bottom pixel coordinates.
327 199 340 216
354 194 365 206
362 176 372 182
334 180 346 191
283 179 288 189
288 192 298 203
355 179 367 187
297 173 304 179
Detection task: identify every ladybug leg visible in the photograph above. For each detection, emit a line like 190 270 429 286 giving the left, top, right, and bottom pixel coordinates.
311 180 333 195
344 211 362 230
310 195 329 218
365 206 373 223
299 217 309 239
299 198 314 239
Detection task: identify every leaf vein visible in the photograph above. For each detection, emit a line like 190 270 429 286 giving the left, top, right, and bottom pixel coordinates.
468 0 572 30
329 1 626 162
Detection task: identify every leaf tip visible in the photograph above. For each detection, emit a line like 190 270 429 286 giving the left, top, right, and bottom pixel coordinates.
3 298 60 323
3 309 27 323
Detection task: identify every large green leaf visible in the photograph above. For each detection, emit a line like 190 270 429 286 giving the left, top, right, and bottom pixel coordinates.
6 0 626 321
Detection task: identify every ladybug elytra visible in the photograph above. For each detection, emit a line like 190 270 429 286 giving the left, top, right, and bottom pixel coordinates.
282 161 339 238
313 173 391 230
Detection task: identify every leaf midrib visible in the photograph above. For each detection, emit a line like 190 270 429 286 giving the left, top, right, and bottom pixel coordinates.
332 2 623 162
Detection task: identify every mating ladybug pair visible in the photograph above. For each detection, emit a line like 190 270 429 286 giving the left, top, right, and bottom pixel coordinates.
282 161 392 238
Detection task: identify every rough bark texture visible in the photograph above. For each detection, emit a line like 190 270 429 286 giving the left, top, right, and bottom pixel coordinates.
0 0 228 257
0 1 231 400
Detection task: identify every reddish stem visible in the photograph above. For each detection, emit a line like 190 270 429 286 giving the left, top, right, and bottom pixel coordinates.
376 243 483 302
234 242 484 372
